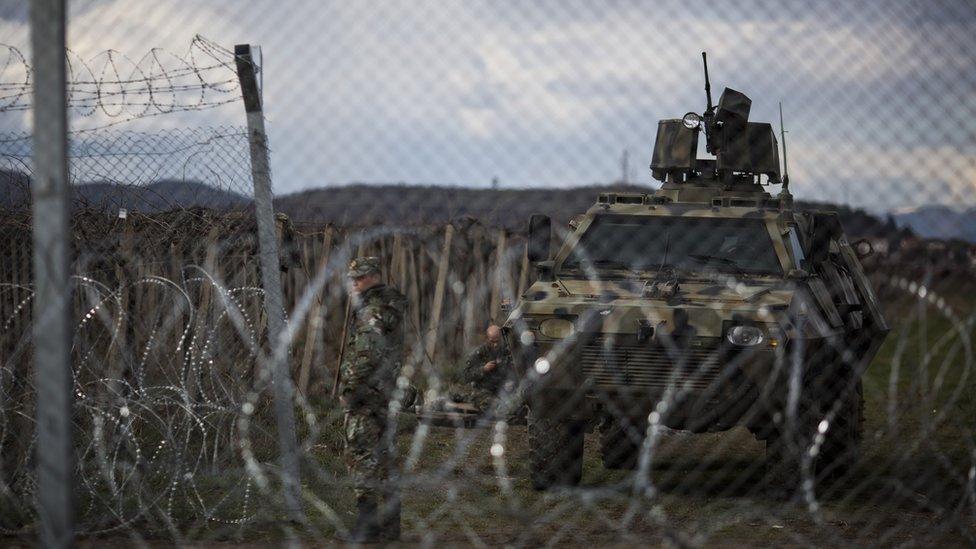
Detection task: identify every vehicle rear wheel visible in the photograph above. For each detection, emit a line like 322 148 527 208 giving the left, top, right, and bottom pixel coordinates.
528 404 584 490
599 417 644 470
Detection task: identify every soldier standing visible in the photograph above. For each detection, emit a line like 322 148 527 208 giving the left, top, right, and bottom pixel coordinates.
338 257 407 543
462 324 517 413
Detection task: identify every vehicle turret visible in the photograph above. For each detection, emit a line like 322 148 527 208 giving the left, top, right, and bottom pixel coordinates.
650 52 784 205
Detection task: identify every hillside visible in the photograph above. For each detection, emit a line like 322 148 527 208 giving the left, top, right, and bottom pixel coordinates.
72 179 252 212
1 171 922 240
273 183 645 229
274 183 905 238
0 170 251 213
0 169 30 208
892 205 976 243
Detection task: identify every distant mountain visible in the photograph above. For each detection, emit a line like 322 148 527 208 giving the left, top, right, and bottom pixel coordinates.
274 183 901 239
793 200 894 238
0 170 252 213
72 179 252 212
5 172 943 243
0 168 31 208
892 205 976 243
273 183 647 229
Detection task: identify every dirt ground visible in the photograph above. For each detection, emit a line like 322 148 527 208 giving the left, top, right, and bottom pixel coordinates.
3 286 974 548
3 416 973 548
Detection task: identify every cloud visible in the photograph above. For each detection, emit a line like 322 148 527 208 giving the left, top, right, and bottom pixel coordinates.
0 0 974 210
0 3 26 24
789 140 976 210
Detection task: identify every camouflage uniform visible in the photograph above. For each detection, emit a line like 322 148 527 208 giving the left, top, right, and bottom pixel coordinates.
460 340 516 412
340 257 407 540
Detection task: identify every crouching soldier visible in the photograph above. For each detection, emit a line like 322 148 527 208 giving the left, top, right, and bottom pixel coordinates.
461 324 522 419
338 257 407 543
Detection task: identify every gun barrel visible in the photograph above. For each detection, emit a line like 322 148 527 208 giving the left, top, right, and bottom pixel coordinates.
702 51 713 112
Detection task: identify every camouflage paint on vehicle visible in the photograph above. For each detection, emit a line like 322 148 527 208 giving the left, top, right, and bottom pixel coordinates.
505 67 889 454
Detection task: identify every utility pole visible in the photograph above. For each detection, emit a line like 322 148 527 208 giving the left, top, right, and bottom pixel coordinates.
30 1 74 546
234 44 304 522
621 149 630 184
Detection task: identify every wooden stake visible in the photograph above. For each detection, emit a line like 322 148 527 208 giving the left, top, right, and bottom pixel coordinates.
298 228 332 396
380 235 388 282
406 243 421 340
330 296 351 399
424 224 454 365
400 238 409 291
490 229 507 323
390 233 403 288
112 219 135 383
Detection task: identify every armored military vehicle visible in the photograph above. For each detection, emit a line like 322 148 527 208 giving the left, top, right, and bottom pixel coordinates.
505 54 889 493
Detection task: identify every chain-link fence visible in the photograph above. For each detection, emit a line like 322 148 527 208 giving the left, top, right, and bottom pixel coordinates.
2 1 975 546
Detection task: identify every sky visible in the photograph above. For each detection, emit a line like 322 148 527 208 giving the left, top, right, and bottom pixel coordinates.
1 0 975 212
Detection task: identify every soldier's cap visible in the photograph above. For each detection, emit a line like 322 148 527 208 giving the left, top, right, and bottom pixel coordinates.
347 256 381 278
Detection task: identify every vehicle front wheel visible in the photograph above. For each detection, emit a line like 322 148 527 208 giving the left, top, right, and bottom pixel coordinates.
765 373 864 497
816 379 863 481
599 417 645 470
528 404 584 490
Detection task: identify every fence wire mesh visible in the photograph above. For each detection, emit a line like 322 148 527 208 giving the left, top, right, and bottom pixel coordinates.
1 1 975 546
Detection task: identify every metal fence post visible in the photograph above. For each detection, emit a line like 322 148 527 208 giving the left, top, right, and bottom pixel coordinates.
29 0 74 546
234 44 304 522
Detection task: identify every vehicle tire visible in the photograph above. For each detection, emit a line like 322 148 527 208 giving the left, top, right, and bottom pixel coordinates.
599 418 644 470
528 405 584 490
816 378 863 481
763 427 801 499
764 363 864 497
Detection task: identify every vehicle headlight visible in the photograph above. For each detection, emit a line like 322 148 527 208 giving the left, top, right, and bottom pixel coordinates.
726 325 765 346
539 318 576 339
682 111 702 129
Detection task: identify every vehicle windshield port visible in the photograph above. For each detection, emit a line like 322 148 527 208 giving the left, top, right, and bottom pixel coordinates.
560 215 782 276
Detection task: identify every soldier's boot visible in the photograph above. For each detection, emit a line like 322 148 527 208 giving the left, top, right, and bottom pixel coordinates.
378 497 401 541
337 498 380 543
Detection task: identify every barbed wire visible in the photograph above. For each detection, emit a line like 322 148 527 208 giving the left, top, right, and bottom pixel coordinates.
0 35 240 130
1 3 975 545
0 211 973 544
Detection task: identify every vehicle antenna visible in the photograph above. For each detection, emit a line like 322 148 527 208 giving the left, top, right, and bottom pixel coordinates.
779 101 790 193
